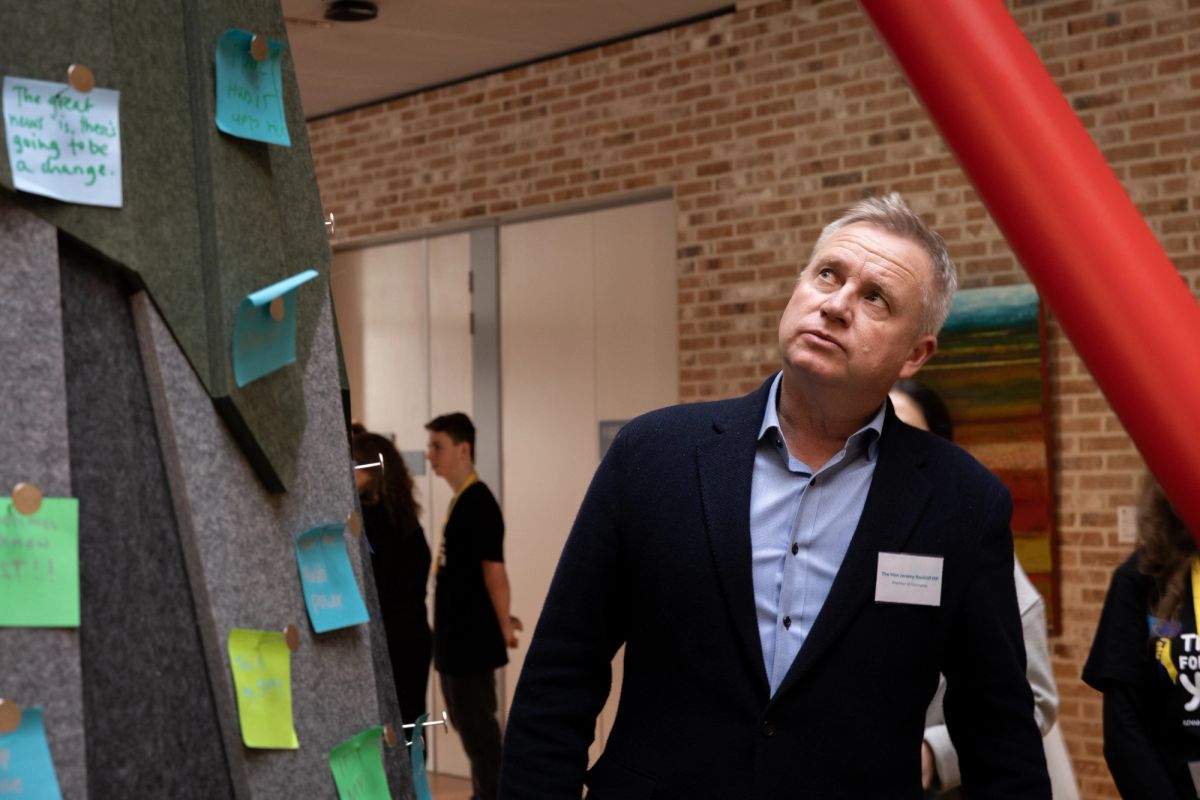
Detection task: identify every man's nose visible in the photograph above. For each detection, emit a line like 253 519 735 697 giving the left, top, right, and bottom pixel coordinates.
820 287 852 324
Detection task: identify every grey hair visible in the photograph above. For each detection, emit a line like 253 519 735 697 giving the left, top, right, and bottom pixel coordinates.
812 193 958 336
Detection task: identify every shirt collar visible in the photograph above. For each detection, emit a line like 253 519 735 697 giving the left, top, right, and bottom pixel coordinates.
758 371 885 462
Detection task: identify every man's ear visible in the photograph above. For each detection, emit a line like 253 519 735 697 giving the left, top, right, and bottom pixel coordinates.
898 335 937 379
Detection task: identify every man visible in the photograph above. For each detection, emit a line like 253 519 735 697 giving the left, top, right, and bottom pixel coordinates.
426 412 521 800
500 194 1050 798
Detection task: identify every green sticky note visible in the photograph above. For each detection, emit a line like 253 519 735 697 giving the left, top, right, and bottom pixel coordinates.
329 726 391 800
227 628 299 749
0 498 80 627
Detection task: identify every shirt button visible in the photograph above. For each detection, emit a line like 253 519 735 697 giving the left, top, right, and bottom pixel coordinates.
762 720 776 738
791 542 799 556
783 616 792 629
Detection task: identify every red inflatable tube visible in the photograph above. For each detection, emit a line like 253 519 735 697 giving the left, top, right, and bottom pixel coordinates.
860 0 1200 542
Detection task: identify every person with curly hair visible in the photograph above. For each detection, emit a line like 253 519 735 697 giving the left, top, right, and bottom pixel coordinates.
1085 478 1200 798
353 428 432 727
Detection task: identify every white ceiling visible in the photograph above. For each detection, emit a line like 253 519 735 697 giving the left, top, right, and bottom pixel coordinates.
282 0 734 119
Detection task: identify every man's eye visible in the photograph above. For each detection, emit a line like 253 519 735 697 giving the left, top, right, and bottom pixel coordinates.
865 292 886 306
817 268 834 280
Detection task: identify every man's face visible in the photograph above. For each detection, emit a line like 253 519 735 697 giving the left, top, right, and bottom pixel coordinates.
777 222 937 396
426 431 467 479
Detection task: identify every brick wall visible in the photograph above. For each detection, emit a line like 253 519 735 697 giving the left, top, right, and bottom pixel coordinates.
309 1 1200 795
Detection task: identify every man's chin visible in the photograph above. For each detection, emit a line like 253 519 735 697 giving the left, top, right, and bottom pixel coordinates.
781 357 848 387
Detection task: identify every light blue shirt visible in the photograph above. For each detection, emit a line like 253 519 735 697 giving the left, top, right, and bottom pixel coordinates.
751 372 885 696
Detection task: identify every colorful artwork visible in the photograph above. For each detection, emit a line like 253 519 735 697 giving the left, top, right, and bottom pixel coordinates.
920 284 1059 631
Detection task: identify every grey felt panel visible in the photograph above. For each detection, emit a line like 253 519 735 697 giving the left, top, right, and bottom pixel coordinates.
0 1 203 381
59 241 234 800
353 531 413 799
193 0 332 493
0 0 335 492
0 197 87 798
133 290 415 799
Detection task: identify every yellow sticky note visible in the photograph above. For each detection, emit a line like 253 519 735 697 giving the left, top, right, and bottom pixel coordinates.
227 628 299 749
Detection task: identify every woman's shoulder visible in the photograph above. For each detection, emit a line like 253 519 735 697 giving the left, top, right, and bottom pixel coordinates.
1113 550 1149 585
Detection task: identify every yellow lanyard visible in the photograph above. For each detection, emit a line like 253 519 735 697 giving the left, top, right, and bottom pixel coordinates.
1155 557 1200 684
434 472 477 575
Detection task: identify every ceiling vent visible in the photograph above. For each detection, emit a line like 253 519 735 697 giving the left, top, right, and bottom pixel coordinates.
324 0 378 22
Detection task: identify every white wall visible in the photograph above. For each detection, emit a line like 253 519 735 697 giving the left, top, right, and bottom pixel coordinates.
499 198 677 760
331 232 474 777
330 197 678 776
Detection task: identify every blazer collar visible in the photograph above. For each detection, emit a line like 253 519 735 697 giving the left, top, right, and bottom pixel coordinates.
696 376 775 701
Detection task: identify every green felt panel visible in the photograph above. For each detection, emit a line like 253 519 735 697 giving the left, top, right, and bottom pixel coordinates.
0 0 333 492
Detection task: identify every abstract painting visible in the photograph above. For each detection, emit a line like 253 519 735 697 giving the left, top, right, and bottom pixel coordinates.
920 284 1059 631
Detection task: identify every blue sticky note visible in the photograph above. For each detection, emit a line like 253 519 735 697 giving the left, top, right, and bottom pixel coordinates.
0 707 64 799
214 28 291 146
233 269 318 387
409 713 433 800
294 523 370 633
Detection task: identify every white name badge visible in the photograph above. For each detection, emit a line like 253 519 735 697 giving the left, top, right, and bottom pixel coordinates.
875 552 944 607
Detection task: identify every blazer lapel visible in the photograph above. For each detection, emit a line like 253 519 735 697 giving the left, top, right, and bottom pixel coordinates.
771 411 934 702
696 379 773 700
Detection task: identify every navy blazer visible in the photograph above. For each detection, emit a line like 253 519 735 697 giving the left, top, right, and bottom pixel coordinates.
500 378 1050 799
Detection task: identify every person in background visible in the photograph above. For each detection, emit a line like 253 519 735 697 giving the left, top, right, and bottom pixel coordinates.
353 429 432 728
426 412 521 800
1085 478 1200 799
889 380 1078 800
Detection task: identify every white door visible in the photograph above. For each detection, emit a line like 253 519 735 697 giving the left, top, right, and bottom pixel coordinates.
331 232 475 778
499 198 678 762
332 197 678 778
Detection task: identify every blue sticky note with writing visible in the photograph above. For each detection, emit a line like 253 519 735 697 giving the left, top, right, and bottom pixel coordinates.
295 523 370 633
232 269 318 387
214 28 290 146
409 713 433 800
0 707 64 799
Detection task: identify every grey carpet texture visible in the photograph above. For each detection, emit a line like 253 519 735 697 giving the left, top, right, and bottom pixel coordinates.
0 0 331 492
133 289 414 799
61 242 234 800
0 197 87 799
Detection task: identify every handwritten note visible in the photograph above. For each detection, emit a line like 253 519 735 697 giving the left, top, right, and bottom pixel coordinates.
295 523 370 634
227 628 299 749
0 707 64 799
410 713 433 800
329 726 391 800
2 76 122 207
215 29 291 146
233 269 319 387
0 498 79 628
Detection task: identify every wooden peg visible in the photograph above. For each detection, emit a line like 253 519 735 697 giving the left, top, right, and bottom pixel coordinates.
282 623 300 652
383 723 398 748
0 699 22 734
324 212 336 236
347 510 363 538
250 34 269 63
269 296 285 322
12 483 43 516
68 63 95 94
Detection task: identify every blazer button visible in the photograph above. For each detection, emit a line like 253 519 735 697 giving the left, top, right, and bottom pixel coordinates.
762 720 776 738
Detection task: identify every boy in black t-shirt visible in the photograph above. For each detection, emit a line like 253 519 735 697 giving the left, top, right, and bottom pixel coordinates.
426 412 521 800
